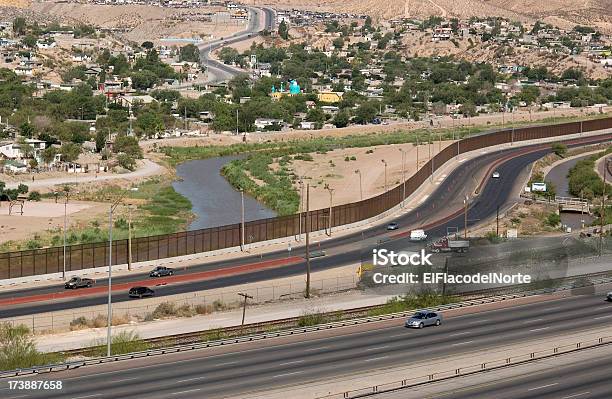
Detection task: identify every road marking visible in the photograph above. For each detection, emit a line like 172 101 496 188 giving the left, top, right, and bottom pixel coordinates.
528 383 558 391
72 395 101 399
6 396 29 399
529 327 550 332
112 377 138 383
170 389 202 396
364 356 389 362
468 319 489 324
595 305 611 310
304 346 329 352
389 333 408 338
279 360 304 366
594 314 612 320
449 331 471 336
562 392 590 399
546 306 560 311
177 376 206 383
523 318 544 323
366 346 389 351
217 361 238 366
273 371 303 378
451 340 474 346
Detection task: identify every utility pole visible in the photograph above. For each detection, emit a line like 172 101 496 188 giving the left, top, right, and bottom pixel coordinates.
381 160 388 192
305 184 311 299
429 132 433 182
184 105 187 130
416 132 420 169
238 292 253 329
600 158 609 256
236 108 239 135
298 179 304 241
107 195 125 357
399 149 406 206
464 195 469 239
240 188 245 251
62 189 69 280
496 205 500 236
127 204 133 271
325 184 334 236
355 169 363 201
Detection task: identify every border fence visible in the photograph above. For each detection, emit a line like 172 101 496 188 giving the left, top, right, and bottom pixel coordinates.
1 118 612 279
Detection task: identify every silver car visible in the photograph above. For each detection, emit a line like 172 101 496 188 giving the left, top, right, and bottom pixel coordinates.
405 311 443 329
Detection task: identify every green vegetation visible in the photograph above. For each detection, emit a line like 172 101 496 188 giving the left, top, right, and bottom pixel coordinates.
297 310 343 327
367 293 459 317
567 147 612 200
0 323 65 372
88 331 151 357
545 212 561 227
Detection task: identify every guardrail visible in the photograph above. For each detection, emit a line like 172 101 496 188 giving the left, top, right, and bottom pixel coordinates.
318 335 612 398
2 270 612 379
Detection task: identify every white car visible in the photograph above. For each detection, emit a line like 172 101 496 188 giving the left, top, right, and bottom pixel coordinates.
492 171 500 178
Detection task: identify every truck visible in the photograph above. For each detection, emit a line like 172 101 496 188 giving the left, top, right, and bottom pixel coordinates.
409 229 427 241
64 276 95 289
428 237 469 253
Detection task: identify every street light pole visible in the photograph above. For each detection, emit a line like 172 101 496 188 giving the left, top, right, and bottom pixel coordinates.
240 188 245 251
355 169 363 201
63 191 68 280
305 184 311 298
127 204 132 271
600 158 609 256
325 184 334 236
298 179 304 241
107 195 125 357
381 160 387 192
399 149 406 206
463 195 469 239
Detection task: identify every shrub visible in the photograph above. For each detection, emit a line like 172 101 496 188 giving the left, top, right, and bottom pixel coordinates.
545 212 561 227
151 302 177 319
70 317 89 331
27 191 41 201
0 323 64 371
89 331 150 357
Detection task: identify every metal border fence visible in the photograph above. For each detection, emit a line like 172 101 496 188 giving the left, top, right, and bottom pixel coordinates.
2 118 612 279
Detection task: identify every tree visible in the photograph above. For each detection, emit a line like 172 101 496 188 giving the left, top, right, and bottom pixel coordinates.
113 135 142 158
131 70 159 90
354 102 377 124
459 102 477 117
12 17 26 36
95 130 107 153
21 35 37 49
552 143 567 157
136 112 165 138
141 41 154 49
59 143 82 163
332 110 350 128
117 153 137 171
41 146 58 165
278 20 289 40
179 44 200 62
19 122 34 139
519 86 540 105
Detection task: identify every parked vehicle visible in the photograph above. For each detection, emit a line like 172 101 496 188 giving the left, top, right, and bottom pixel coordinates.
428 237 469 253
405 311 442 328
386 222 399 231
606 292 612 301
129 287 155 299
409 229 427 241
149 266 174 277
64 277 94 289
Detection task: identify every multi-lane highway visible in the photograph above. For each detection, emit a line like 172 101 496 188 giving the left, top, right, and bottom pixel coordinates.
199 6 274 83
4 292 612 398
1 132 611 318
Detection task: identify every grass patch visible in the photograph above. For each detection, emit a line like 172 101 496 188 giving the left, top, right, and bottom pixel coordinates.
367 293 459 317
87 331 151 357
297 310 343 327
0 323 65 371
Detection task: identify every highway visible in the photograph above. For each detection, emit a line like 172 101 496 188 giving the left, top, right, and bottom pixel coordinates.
198 6 274 83
3 292 612 398
1 133 611 318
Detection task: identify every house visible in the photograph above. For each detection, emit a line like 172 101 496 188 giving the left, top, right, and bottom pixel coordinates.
317 91 344 103
300 121 317 130
3 160 27 174
254 118 284 131
0 139 46 163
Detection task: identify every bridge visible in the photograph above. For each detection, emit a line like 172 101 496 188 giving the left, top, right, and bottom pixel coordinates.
556 196 590 213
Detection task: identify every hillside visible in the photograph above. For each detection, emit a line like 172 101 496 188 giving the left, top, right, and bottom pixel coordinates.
258 0 612 33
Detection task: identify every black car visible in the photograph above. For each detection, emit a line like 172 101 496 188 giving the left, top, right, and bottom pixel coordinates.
607 292 612 301
64 277 94 289
149 266 174 277
129 286 155 299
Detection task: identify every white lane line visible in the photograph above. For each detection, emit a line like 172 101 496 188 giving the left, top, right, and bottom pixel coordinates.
594 314 612 320
389 333 408 338
72 395 101 399
529 327 550 332
177 376 206 383
217 361 238 366
451 340 474 346
364 356 389 362
523 318 544 323
112 377 138 383
6 396 29 399
595 305 612 310
528 383 558 391
562 392 590 399
468 319 490 324
170 388 201 396
273 371 303 378
449 331 470 337
366 346 389 351
305 346 330 352
547 306 561 311
279 360 304 366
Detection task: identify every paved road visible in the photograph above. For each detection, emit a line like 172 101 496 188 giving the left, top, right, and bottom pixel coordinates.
4 293 612 398
1 133 611 318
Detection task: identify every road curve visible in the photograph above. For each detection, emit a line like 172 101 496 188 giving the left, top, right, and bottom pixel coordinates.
5 293 612 398
1 133 611 318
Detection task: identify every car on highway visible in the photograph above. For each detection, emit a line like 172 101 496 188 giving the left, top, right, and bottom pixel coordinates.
64 276 94 289
405 311 442 328
386 222 399 231
129 286 155 299
492 171 500 178
409 229 427 241
149 266 174 277
607 292 612 301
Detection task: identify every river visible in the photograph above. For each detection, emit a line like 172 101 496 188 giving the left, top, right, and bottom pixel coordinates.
172 156 277 230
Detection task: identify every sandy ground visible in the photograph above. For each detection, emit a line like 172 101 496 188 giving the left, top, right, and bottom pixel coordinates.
0 200 107 244
289 140 453 210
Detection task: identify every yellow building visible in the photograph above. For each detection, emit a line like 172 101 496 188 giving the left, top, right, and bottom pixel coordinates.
317 91 344 103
